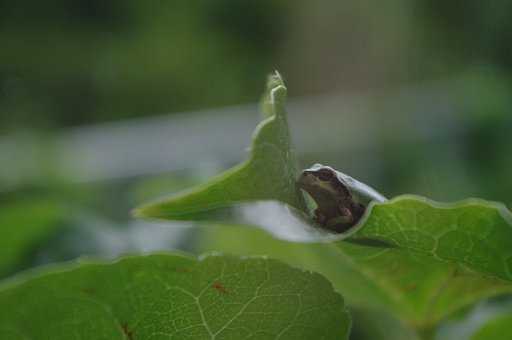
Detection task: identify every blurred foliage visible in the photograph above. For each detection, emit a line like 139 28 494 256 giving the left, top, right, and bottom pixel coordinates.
2 1 512 131
0 198 65 277
471 313 512 339
0 0 289 130
415 0 512 73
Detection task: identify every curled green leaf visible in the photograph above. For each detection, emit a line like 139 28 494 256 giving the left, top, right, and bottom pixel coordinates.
134 72 305 221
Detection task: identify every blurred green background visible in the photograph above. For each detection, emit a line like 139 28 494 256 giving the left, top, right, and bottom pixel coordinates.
1 1 512 338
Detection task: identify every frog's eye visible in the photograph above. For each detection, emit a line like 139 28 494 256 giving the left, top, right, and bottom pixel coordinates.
316 169 334 181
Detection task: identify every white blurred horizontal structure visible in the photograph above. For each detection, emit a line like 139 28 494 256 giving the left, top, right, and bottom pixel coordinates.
0 82 462 188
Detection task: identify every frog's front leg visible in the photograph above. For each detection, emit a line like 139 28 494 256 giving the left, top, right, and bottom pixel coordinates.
314 209 328 225
325 213 353 229
338 206 353 220
350 202 366 221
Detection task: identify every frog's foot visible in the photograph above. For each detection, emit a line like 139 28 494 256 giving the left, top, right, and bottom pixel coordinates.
351 203 366 221
326 215 353 229
314 209 328 225
338 206 354 222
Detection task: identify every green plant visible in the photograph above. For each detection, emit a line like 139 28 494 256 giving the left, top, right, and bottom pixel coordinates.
1 72 512 339
135 73 512 339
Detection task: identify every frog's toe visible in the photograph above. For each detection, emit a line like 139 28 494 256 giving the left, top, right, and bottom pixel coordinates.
326 215 352 228
314 209 327 225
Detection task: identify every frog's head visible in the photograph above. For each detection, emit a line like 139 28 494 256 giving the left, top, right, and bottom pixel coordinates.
297 164 349 197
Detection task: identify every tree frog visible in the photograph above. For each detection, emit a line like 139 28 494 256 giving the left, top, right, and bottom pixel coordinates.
297 164 387 233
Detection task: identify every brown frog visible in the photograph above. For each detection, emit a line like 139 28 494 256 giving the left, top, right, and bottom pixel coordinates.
297 164 386 233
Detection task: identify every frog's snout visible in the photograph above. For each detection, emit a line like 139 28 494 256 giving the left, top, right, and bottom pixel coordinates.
297 172 313 183
297 173 322 191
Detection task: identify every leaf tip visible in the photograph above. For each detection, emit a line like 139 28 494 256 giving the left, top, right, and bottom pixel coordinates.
131 204 155 219
267 70 285 90
262 71 287 118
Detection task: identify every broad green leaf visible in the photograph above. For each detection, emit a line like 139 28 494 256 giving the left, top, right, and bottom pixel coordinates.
134 72 305 220
350 195 512 281
198 225 512 329
471 314 512 340
0 199 65 277
0 253 350 340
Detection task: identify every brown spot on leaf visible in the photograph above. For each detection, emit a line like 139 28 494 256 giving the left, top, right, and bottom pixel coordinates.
80 288 96 295
212 281 228 294
403 283 417 292
174 267 191 273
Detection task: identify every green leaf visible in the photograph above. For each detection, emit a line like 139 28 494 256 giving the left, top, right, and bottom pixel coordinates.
471 314 512 340
134 72 305 220
198 224 512 329
0 199 65 276
350 195 512 281
0 253 350 340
